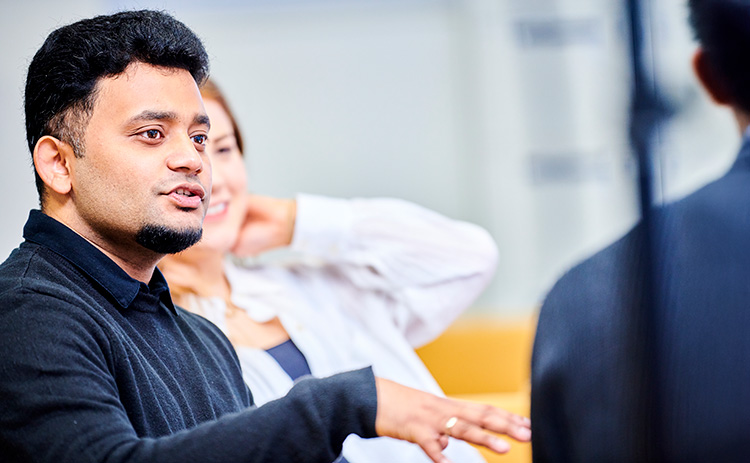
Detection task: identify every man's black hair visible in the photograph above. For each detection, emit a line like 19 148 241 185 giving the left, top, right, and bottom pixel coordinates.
688 0 750 112
24 9 209 202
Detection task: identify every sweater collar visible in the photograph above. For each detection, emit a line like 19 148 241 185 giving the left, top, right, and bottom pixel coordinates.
23 210 176 312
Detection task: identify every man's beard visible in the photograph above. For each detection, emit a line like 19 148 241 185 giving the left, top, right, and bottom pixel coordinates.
135 224 202 254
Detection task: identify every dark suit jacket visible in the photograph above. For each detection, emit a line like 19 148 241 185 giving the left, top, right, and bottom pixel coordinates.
531 138 750 462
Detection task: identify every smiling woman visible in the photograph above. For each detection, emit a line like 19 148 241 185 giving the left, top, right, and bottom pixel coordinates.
158 78 509 463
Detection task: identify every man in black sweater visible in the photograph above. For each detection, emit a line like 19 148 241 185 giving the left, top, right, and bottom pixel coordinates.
0 9 530 463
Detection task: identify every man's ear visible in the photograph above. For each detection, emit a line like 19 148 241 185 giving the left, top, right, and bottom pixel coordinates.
692 47 733 106
33 136 75 195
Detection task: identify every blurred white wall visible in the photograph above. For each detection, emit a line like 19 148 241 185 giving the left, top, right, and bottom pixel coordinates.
0 0 738 316
0 0 100 273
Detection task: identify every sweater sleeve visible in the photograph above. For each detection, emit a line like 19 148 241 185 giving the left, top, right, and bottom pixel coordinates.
115 369 378 463
290 194 499 347
0 291 378 463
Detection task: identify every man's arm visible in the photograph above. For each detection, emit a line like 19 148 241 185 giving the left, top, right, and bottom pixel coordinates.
530 287 575 463
0 290 373 463
530 225 649 462
0 292 529 463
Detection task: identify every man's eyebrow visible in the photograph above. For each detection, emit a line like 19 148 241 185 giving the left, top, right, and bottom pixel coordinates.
195 113 210 130
126 110 178 125
125 111 210 130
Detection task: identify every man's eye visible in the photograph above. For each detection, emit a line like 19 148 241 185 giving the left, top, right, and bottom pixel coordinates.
145 129 162 139
193 134 208 145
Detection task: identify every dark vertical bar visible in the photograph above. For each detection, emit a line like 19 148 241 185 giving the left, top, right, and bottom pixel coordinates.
625 0 668 459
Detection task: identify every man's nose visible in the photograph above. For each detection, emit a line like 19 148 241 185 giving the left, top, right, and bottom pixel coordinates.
166 137 204 174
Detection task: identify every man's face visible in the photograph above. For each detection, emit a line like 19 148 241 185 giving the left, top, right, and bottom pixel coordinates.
66 62 211 257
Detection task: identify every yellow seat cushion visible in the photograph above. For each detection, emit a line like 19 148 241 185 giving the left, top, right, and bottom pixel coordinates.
416 316 535 395
416 316 536 463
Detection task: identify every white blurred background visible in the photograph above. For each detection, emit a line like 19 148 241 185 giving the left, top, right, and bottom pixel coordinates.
0 0 738 317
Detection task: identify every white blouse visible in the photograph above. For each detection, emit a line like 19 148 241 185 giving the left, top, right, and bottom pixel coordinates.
183 194 498 463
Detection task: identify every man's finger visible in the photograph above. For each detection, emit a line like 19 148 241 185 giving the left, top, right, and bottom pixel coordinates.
454 401 532 442
446 420 511 454
419 434 452 463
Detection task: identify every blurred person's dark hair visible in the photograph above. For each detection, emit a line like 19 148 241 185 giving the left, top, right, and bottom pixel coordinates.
688 0 750 111
24 9 209 204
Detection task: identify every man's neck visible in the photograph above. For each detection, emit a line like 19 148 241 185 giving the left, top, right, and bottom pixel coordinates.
42 208 161 284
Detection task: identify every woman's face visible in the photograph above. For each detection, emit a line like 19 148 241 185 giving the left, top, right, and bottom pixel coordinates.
198 98 248 254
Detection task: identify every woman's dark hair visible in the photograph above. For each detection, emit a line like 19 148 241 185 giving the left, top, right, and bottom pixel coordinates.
688 0 750 112
25 9 210 201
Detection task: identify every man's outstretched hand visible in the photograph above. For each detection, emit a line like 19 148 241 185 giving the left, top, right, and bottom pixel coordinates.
375 377 531 463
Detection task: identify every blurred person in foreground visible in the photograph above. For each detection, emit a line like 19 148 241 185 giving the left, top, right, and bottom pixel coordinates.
160 79 498 463
0 9 531 463
532 0 750 461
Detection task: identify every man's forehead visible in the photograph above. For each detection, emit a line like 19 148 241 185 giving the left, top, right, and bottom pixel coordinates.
91 63 206 123
96 63 199 98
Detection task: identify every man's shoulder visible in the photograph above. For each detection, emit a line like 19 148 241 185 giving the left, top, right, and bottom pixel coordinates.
0 241 49 292
0 241 96 312
543 224 646 317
